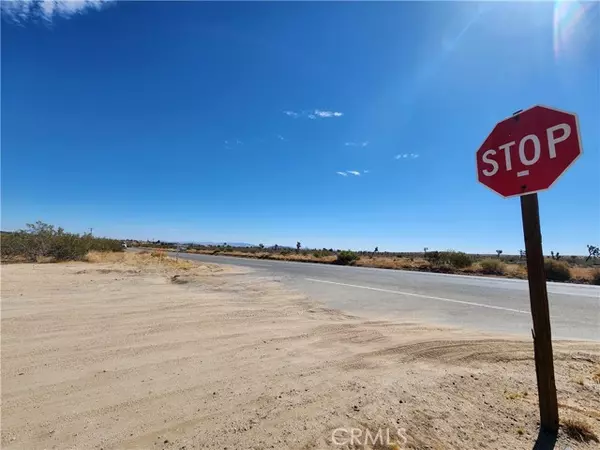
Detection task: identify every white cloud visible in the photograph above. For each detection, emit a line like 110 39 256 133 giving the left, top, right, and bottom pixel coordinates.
336 171 348 177
314 109 343 118
276 134 287 141
363 170 370 174
347 171 361 176
1 0 113 23
345 141 369 147
284 109 343 120
235 139 243 145
395 153 419 160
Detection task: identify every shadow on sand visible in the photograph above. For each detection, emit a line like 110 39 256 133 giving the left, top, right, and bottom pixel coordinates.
532 429 558 450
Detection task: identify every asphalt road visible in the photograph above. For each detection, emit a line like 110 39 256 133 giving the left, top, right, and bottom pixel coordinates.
172 252 599 341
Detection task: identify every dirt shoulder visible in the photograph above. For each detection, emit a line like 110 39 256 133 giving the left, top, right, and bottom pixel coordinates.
2 256 599 449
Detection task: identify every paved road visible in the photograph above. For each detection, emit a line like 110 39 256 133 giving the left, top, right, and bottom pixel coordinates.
172 252 599 341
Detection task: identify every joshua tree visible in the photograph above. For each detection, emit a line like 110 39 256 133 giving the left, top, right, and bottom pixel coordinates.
274 244 279 251
296 241 301 253
586 245 599 261
519 249 526 260
424 247 429 255
550 251 561 260
258 243 264 249
496 249 503 258
372 246 379 258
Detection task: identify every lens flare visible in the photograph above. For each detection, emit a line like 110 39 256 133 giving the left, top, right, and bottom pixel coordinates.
553 0 588 58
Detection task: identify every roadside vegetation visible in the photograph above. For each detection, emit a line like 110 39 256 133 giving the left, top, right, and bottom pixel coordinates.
1 222 123 263
131 241 600 284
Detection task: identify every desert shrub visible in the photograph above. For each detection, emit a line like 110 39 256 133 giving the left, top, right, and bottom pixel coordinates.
335 250 359 265
479 258 506 275
48 233 89 261
280 249 292 255
0 221 122 262
424 251 442 265
445 251 472 268
425 251 471 269
591 269 600 286
544 259 571 282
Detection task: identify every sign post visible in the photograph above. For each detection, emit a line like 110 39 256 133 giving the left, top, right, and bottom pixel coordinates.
476 105 583 434
520 192 558 432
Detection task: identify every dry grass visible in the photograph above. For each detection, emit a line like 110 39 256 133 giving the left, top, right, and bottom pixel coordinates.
571 266 597 282
505 263 528 279
561 417 599 443
86 250 195 271
505 390 529 400
354 256 428 270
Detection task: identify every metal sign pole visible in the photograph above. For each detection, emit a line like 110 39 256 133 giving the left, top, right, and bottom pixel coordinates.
520 193 559 433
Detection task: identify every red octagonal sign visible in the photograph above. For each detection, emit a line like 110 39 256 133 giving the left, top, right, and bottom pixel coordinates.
476 105 582 198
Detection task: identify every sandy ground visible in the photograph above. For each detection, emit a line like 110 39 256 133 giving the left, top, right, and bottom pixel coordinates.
1 255 599 450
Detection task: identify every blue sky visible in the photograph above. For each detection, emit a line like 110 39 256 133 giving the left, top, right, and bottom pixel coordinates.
2 1 599 253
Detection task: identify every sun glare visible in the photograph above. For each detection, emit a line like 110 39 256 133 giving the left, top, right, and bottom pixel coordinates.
553 0 589 59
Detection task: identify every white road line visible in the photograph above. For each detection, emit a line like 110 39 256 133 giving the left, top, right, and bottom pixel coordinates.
305 278 529 315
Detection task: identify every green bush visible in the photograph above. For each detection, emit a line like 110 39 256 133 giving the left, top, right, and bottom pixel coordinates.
0 221 122 262
425 250 472 269
479 258 506 275
544 259 571 282
445 251 472 269
335 250 359 265
424 251 442 265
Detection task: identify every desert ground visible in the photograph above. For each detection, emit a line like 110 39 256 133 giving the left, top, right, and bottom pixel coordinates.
1 253 599 450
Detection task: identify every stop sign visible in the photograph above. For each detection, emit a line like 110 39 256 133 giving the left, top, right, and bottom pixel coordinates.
476 105 582 198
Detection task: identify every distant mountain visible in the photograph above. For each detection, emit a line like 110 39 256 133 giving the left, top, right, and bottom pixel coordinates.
188 241 256 247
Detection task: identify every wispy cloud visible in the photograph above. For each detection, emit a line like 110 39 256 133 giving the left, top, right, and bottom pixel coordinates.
314 109 343 118
284 109 343 120
337 170 365 177
395 153 420 160
1 0 113 23
276 134 287 141
225 139 243 149
345 141 369 147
